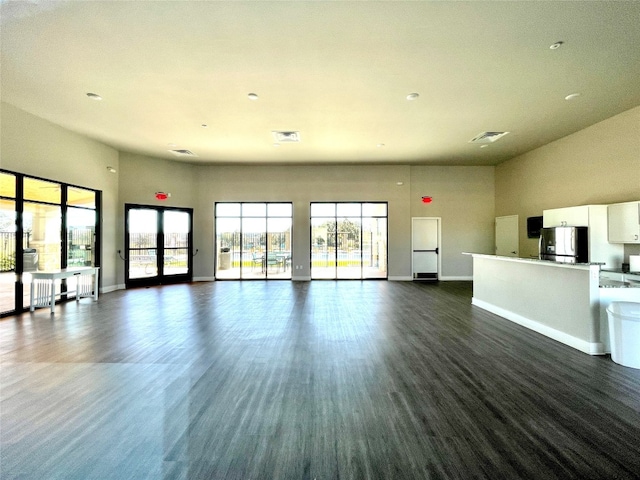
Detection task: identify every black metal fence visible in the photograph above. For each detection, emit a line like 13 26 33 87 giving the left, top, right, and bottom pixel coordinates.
0 232 31 272
218 231 290 253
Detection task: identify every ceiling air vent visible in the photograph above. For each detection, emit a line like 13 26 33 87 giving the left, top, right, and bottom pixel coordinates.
272 131 301 143
169 149 197 157
469 131 510 144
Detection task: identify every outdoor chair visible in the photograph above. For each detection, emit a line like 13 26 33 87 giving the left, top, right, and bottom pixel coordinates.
252 253 264 272
266 253 281 272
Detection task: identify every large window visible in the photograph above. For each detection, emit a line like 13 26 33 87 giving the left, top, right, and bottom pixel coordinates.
215 202 292 280
311 202 387 279
0 170 101 316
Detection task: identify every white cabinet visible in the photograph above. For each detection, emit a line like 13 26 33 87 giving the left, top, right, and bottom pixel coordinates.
543 206 589 227
543 205 623 268
608 202 640 243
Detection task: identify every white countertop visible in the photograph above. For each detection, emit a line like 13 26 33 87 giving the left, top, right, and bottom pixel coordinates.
463 253 599 271
464 253 640 288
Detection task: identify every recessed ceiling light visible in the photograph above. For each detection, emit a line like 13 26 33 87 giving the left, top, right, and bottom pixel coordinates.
248 93 259 100
169 149 197 157
396 182 404 186
469 131 510 144
480 145 489 149
272 131 300 143
406 93 419 100
106 166 116 173
86 92 102 100
565 93 581 101
201 124 208 128
549 41 564 50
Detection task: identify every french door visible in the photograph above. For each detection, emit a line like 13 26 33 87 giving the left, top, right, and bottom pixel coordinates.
125 204 193 288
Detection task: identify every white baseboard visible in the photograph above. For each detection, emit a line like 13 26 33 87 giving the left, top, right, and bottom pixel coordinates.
472 297 604 355
100 284 124 294
292 275 311 281
440 276 473 281
389 276 473 281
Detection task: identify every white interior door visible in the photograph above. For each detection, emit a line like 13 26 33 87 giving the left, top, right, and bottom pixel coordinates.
495 215 519 257
412 217 440 280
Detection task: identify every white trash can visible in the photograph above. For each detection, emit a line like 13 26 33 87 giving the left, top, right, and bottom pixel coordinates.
607 302 640 369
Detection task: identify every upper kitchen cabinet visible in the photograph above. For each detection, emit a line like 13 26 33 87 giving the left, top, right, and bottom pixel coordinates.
543 206 590 227
608 201 640 243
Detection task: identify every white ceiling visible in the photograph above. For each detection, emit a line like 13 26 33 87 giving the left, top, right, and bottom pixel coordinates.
2 1 640 166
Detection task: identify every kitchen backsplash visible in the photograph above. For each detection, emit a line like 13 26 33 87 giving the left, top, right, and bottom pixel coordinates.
626 244 640 262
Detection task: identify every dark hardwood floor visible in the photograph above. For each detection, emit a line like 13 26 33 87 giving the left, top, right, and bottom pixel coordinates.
1 281 639 479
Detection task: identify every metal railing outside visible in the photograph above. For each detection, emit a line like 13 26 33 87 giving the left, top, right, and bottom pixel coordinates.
0 232 31 272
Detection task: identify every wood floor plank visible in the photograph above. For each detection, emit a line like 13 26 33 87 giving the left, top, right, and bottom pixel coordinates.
1 280 640 479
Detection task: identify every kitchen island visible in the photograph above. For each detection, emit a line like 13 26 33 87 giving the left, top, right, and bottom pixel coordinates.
467 254 605 355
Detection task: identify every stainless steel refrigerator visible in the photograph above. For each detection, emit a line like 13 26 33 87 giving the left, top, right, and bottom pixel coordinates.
539 227 589 264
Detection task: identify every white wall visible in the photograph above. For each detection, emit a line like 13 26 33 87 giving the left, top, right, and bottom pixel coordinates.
117 161 496 282
12 98 636 288
2 102 498 288
190 164 413 281
496 105 640 259
117 152 197 287
1 102 119 290
410 166 496 278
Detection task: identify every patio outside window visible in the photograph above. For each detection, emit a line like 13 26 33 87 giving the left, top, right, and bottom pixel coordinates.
311 202 387 280
215 202 292 280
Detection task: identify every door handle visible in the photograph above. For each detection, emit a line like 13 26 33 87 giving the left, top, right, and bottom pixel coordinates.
413 248 439 254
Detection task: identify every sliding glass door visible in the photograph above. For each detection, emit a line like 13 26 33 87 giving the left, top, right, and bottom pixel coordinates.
125 205 192 288
215 202 292 280
311 202 387 280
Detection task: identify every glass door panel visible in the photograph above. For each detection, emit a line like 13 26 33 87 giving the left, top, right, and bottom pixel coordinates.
23 202 61 308
163 210 189 276
362 203 387 217
242 203 267 217
242 217 266 279
311 217 336 279
23 178 61 203
216 217 241 279
0 199 16 314
311 203 336 217
268 203 293 217
127 209 158 280
267 217 292 278
337 217 362 279
363 217 387 279
0 172 16 198
67 186 96 208
67 207 95 268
